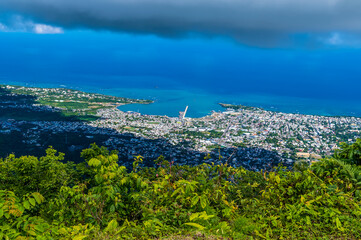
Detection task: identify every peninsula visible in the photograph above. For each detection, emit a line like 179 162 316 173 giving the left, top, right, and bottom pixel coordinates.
0 84 152 121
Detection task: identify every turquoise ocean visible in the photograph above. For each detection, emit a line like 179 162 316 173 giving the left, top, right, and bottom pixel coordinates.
1 79 361 118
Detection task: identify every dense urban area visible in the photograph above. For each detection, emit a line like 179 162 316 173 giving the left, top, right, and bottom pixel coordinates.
1 84 360 170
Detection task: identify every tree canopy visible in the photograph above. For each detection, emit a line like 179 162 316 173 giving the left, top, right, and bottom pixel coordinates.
1 141 361 239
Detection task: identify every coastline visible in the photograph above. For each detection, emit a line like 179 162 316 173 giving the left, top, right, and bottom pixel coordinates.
218 102 361 119
1 82 361 170
2 80 361 119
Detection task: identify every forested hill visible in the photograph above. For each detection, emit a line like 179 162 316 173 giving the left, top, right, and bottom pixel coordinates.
1 140 361 239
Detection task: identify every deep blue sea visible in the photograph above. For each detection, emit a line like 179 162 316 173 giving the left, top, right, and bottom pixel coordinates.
2 78 361 118
1 31 361 118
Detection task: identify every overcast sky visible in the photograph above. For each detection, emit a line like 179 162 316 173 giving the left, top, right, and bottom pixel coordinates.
1 0 361 46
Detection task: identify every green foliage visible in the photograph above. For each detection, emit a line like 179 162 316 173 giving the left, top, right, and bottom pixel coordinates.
0 147 76 199
334 138 361 165
1 141 361 239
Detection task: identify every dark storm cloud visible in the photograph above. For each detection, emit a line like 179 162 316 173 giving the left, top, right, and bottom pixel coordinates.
1 0 361 46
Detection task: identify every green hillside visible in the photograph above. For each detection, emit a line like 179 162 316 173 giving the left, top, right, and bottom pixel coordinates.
1 140 361 239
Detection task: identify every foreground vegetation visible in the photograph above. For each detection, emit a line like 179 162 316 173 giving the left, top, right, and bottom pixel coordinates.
1 140 361 239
